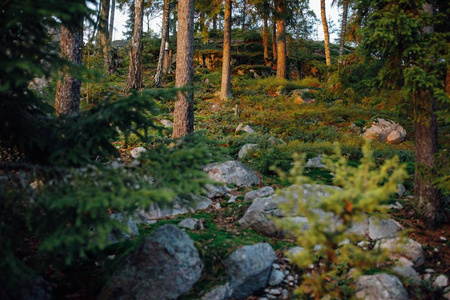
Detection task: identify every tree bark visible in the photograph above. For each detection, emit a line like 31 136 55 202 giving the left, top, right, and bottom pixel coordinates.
99 0 112 74
272 13 277 62
154 0 171 87
321 0 331 66
173 0 195 138
276 0 287 79
338 0 348 66
414 3 443 229
109 0 116 41
220 0 232 100
263 9 269 65
126 0 144 91
55 25 83 116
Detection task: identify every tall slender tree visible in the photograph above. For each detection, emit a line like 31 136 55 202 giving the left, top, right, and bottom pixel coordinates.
275 0 287 79
126 0 144 91
173 0 195 138
99 0 112 73
110 0 116 41
338 0 349 65
320 0 331 66
55 25 83 116
272 11 277 62
154 0 171 87
220 0 232 100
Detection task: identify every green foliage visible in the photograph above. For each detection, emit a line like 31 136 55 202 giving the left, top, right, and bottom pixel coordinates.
276 142 407 298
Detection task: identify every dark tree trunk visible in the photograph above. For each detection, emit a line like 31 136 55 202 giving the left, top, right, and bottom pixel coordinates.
263 9 269 65
154 0 171 87
321 0 331 66
173 0 195 138
276 0 287 79
242 0 247 30
220 0 232 100
414 3 443 229
55 25 83 116
126 0 144 91
338 0 348 66
213 14 217 31
272 14 277 62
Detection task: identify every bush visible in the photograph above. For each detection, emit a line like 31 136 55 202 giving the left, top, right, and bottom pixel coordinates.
276 142 407 298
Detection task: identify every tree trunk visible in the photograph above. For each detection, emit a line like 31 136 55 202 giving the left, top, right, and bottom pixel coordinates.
338 0 348 66
220 0 232 100
126 0 144 91
276 0 287 79
154 0 171 87
446 63 450 95
55 25 83 116
263 11 269 64
100 0 112 74
414 94 442 228
321 0 331 66
242 0 247 30
173 0 195 138
272 13 277 62
109 0 116 41
213 15 217 31
414 3 443 229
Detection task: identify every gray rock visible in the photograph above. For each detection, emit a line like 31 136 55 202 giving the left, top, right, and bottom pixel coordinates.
244 186 275 202
268 269 285 286
2 276 53 300
236 123 256 134
368 217 403 240
133 209 158 225
362 118 406 144
228 195 237 203
203 283 232 300
160 119 173 128
433 274 449 288
141 195 212 220
239 184 340 237
224 243 276 299
305 155 326 168
178 218 200 230
205 184 231 198
204 161 260 187
99 225 203 300
392 264 420 284
376 238 425 268
108 213 139 244
397 183 406 196
28 77 49 94
355 274 408 300
286 246 305 258
238 143 260 159
130 146 147 158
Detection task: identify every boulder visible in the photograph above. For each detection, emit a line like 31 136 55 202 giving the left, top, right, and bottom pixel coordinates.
392 264 420 284
355 274 408 300
305 155 325 168
99 225 203 300
362 118 406 144
108 212 139 244
160 119 174 128
224 243 276 299
244 186 275 202
236 124 256 134
205 184 231 198
376 237 425 268
239 184 339 237
268 269 285 286
203 283 233 300
433 274 449 289
178 218 201 230
238 143 260 159
204 161 260 187
140 195 212 220
130 146 147 158
368 217 403 240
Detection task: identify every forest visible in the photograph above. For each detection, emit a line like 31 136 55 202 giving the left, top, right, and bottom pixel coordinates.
0 0 449 299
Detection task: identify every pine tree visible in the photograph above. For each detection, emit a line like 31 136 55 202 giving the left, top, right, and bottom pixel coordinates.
220 0 233 100
126 0 144 91
173 0 195 137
